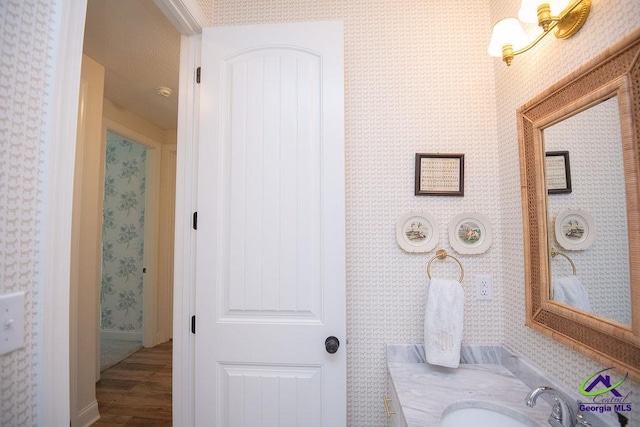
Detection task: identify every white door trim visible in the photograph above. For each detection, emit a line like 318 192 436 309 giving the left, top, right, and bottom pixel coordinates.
154 0 208 36
41 1 88 424
47 0 203 425
172 33 202 427
71 54 105 426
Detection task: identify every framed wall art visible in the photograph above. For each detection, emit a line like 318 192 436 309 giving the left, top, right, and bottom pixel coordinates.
545 151 572 194
415 153 464 196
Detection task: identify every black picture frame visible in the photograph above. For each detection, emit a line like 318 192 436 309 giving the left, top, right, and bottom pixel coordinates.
414 153 464 196
545 151 572 194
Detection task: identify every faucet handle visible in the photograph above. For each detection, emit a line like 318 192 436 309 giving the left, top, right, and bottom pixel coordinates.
550 402 563 421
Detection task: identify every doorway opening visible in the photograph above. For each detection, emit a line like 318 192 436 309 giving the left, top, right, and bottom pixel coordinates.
70 0 182 425
99 131 148 371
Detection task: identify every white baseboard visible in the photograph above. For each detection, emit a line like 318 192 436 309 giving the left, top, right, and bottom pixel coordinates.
100 330 143 341
77 399 100 427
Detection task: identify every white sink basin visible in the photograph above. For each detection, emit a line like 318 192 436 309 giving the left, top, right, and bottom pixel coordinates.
441 401 541 427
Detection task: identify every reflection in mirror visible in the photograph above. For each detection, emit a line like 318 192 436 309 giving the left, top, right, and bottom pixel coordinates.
517 29 640 382
543 97 631 326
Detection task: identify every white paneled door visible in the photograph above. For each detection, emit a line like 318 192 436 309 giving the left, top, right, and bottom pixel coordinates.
195 22 346 426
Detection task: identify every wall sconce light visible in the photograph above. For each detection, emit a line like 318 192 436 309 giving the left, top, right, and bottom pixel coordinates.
488 0 591 66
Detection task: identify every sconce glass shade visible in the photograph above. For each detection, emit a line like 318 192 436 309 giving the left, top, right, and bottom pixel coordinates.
518 0 571 23
490 0 590 65
488 18 529 57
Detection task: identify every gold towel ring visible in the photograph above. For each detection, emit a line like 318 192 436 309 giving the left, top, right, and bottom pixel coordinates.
426 249 464 282
550 247 577 275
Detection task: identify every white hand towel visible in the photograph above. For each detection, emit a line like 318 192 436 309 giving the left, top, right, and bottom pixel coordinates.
424 278 464 368
553 275 591 311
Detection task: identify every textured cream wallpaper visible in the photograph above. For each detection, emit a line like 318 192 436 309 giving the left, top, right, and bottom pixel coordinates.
489 0 640 425
207 1 501 425
1 0 636 425
0 0 57 425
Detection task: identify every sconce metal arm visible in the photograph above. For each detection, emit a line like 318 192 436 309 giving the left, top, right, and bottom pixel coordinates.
504 0 590 64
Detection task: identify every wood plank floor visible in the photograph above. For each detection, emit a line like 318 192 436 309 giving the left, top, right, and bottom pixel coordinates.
92 341 172 426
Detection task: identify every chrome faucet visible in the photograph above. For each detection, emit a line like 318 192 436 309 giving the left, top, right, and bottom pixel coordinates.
525 386 591 427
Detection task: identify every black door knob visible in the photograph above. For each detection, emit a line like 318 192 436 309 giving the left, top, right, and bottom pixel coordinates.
325 336 340 354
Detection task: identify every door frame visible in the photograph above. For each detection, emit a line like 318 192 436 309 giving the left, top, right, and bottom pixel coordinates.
171 33 202 425
45 0 205 425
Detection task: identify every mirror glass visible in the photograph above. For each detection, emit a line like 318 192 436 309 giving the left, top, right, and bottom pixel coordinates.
543 96 632 326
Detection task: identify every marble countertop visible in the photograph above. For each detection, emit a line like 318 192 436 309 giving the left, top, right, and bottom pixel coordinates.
388 361 552 426
387 344 619 427
387 344 552 426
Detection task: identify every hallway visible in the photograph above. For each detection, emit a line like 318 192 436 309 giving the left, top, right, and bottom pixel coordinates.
92 341 172 426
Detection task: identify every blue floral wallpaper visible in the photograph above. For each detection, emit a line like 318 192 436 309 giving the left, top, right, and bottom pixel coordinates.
101 131 147 335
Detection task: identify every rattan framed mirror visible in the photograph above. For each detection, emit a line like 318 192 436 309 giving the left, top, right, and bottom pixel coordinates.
517 28 640 381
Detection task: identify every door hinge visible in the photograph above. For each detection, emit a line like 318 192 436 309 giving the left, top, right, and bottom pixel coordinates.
191 315 196 334
193 211 198 230
196 67 201 84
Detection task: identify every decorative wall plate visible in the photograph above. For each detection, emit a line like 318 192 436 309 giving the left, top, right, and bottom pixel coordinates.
448 212 492 254
396 212 439 253
554 208 595 250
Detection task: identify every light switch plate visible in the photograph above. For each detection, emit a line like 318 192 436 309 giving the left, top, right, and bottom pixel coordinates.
0 291 25 356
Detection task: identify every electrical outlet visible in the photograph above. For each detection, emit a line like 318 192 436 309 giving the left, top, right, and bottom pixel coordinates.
475 275 492 300
0 292 25 356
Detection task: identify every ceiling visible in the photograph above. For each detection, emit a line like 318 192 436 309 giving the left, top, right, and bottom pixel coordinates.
83 0 182 130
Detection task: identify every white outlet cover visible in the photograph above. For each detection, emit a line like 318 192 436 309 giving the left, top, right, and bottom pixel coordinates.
0 291 25 356
474 275 492 301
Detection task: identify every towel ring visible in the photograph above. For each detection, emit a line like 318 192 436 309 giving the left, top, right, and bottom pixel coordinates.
426 249 464 282
550 247 577 275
